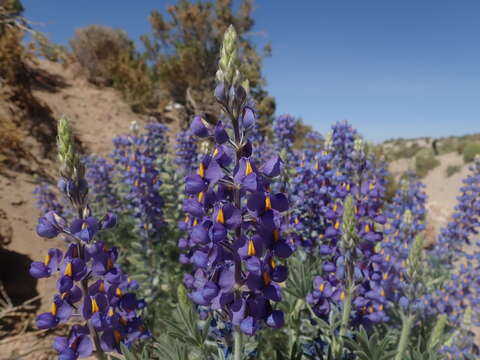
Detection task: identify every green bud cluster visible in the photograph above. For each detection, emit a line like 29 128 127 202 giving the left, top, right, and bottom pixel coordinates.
406 234 424 281
428 313 448 350
217 25 240 87
402 209 413 226
57 117 84 182
353 137 364 154
340 195 358 253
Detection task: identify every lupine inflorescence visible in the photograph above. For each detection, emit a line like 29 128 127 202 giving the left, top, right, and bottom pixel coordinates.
179 26 292 340
30 117 149 359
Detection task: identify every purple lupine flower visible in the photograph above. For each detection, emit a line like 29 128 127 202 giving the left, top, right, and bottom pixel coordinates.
175 130 198 174
31 117 149 359
33 183 65 215
179 38 292 336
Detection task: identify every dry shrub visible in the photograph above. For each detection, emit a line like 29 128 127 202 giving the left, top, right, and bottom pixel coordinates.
0 114 25 167
0 26 30 85
70 25 157 112
108 52 158 113
415 150 440 178
70 25 131 85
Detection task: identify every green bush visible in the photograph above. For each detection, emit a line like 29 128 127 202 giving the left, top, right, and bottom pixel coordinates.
463 142 480 163
445 164 462 177
415 150 440 178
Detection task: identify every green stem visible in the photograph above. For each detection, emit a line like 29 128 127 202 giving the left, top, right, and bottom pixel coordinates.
233 329 242 360
336 284 353 359
395 314 414 360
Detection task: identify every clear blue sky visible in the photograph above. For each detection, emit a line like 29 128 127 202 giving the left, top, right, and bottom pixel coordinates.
23 1 480 142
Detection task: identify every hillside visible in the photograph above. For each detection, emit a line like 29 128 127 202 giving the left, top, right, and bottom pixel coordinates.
0 59 148 359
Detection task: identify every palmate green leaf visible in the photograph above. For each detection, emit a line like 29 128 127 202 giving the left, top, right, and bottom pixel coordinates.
344 327 397 360
284 250 319 300
154 335 190 360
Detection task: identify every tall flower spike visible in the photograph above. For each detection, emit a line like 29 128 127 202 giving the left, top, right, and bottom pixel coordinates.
30 118 149 359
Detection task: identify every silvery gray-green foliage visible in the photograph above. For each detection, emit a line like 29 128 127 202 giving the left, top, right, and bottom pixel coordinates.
344 328 397 360
153 286 216 360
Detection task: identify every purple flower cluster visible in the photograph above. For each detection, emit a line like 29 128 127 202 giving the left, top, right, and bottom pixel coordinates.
31 218 149 356
30 118 149 359
111 123 168 239
305 122 393 326
175 130 198 174
84 155 118 212
178 81 292 335
383 172 427 260
273 114 297 156
33 183 64 215
431 158 480 266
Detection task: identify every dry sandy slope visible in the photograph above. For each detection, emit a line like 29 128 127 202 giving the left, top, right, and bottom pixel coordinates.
0 59 147 359
31 59 149 157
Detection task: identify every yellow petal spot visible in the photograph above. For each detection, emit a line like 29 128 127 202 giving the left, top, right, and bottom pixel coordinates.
365 224 371 233
294 217 299 225
247 239 256 256
99 281 105 293
108 307 114 317
369 183 375 191
134 179 139 187
334 221 340 230
51 302 57 315
368 306 374 313
184 215 189 224
198 192 205 202
340 291 346 301
116 287 122 297
265 196 272 211
346 183 351 191
114 330 123 344
216 208 225 224
193 218 198 226
213 147 219 157
61 292 68 299
245 160 253 176
64 262 73 277
315 161 319 170
262 272 271 285
273 229 280 242
91 298 100 313
197 162 205 178
383 272 389 280
270 258 276 269
404 242 408 249
386 255 391 261
380 289 385 297
44 254 51 266
81 222 88 230
333 204 337 212
319 283 325 292
379 304 384 311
